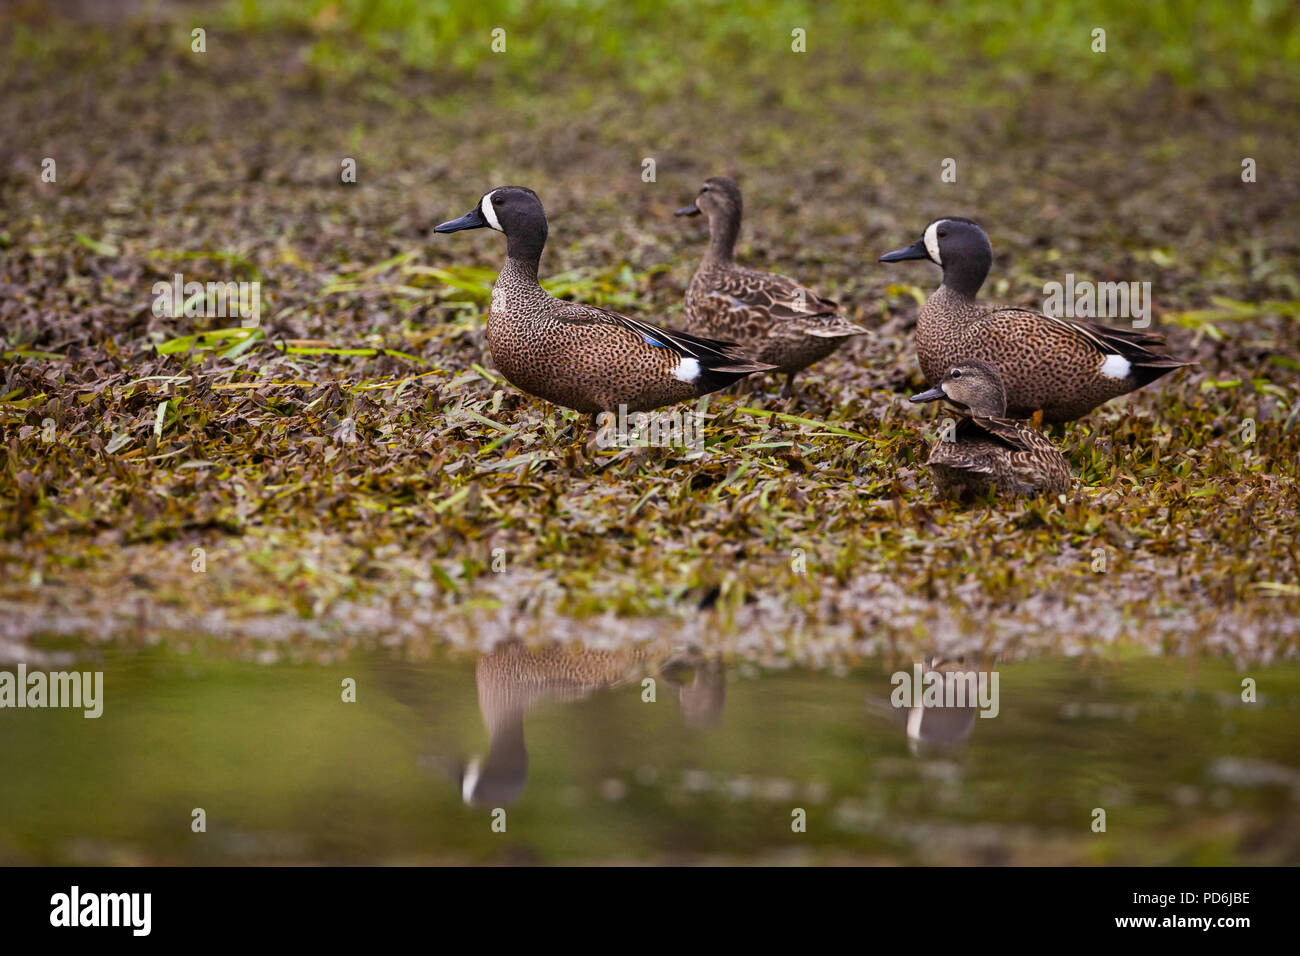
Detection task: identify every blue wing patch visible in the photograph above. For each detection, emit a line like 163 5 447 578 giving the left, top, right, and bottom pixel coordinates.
641 332 667 348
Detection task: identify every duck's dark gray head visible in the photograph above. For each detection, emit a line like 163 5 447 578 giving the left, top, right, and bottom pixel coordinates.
435 186 548 262
910 359 1007 418
879 217 992 296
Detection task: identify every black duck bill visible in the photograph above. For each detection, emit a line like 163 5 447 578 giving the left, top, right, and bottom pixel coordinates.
434 205 488 233
910 384 949 404
879 237 930 262
674 202 701 217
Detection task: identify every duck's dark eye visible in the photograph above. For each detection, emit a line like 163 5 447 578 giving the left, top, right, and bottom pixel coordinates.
938 230 948 238
950 369 963 378
493 196 503 204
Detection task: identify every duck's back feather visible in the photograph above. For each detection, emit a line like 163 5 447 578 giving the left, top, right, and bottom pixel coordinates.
928 415 1070 495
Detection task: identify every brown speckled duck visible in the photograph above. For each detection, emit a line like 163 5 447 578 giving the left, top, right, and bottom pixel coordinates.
675 176 866 398
880 218 1190 423
435 186 775 416
910 360 1071 498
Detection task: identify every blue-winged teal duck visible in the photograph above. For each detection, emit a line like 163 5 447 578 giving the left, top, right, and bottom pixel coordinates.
458 641 661 807
881 218 1190 423
910 360 1071 498
435 186 775 416
675 176 866 398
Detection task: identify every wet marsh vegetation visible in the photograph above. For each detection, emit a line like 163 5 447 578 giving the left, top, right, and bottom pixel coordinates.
1 2 1299 864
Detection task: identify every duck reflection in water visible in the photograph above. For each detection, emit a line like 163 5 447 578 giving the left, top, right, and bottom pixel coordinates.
458 641 726 807
873 655 998 757
661 660 726 731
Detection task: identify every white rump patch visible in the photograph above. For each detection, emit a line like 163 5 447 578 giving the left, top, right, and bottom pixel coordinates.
1099 354 1131 379
674 357 702 382
480 190 503 232
924 221 944 265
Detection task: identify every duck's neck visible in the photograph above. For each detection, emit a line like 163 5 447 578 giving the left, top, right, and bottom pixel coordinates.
473 709 527 805
928 283 981 318
499 254 541 288
704 209 740 265
484 703 527 746
939 251 990 300
505 225 546 275
966 398 1007 418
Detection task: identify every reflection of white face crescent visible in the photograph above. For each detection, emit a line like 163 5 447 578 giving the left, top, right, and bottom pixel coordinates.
480 191 503 232
924 220 944 265
461 757 482 803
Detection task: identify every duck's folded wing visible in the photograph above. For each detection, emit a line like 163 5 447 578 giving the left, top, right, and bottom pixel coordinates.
984 307 1189 367
970 416 1071 491
959 415 1039 453
552 301 775 372
928 438 1000 475
707 269 862 331
740 271 839 317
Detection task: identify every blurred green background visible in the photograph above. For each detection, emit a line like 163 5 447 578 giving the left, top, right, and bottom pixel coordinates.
9 0 1300 95
220 0 1298 91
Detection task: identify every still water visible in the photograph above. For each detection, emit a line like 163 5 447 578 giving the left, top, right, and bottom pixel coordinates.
2 642 1297 864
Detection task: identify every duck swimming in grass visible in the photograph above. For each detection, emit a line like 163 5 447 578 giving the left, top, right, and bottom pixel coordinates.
435 186 774 417
675 176 866 399
880 218 1190 423
910 360 1071 499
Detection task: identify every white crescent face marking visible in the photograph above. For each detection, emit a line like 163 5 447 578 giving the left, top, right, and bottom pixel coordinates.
674 357 702 383
1100 354 1131 379
480 191 503 232
923 221 944 265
